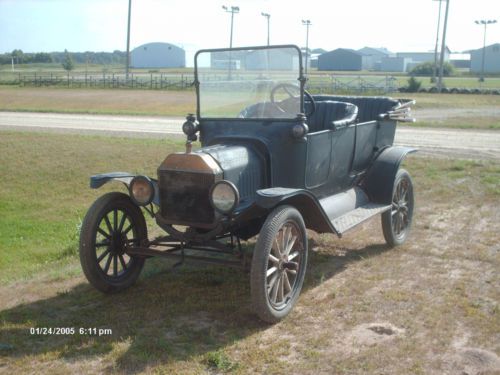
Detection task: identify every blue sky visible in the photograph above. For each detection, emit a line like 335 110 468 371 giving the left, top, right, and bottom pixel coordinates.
1 0 499 59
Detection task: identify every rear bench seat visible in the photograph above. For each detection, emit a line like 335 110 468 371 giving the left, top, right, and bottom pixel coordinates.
312 95 399 124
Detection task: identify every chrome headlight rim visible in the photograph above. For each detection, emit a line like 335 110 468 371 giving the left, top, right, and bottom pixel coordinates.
129 175 154 206
209 180 240 214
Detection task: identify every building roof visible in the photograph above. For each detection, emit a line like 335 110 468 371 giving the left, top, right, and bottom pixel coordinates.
320 48 366 57
131 42 184 52
469 43 500 53
357 47 392 56
397 46 451 55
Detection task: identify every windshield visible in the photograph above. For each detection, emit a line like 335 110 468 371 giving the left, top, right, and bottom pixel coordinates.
195 46 303 119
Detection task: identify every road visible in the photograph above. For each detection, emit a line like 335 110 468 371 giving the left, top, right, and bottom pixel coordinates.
1 111 499 160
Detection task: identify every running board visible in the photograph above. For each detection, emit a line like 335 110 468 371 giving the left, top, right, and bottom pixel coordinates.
331 203 390 235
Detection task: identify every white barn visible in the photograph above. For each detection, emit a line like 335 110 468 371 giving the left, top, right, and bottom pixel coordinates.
131 42 185 68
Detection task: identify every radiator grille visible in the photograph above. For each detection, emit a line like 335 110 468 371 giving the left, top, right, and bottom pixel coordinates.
158 169 221 227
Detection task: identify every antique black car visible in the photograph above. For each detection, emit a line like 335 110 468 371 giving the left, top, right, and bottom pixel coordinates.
79 45 416 323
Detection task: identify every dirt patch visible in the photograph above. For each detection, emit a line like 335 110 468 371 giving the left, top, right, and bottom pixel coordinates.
347 322 405 347
444 332 500 375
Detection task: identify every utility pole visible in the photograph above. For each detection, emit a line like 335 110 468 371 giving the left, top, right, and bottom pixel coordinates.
261 12 270 46
222 5 240 48
475 19 497 82
11 56 14 72
302 20 312 74
432 0 444 83
437 0 450 92
125 0 132 80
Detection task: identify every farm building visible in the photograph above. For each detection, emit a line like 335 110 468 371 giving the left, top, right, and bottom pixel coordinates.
209 50 247 70
130 42 185 68
396 47 451 64
450 53 471 70
245 48 299 70
318 48 371 71
379 57 411 72
470 43 500 73
357 47 392 70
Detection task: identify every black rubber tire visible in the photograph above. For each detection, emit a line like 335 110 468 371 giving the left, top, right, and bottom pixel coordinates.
250 205 308 323
381 169 414 247
79 192 147 293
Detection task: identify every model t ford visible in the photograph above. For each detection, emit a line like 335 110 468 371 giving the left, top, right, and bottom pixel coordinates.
79 45 416 323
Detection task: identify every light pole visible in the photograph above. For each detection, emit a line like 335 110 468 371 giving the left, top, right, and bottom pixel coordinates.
475 19 497 82
432 0 445 83
302 20 312 74
222 5 240 48
437 0 450 92
261 12 270 46
125 0 132 80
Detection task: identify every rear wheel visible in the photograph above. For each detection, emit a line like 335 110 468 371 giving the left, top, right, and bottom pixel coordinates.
382 169 414 247
79 192 147 293
251 206 308 323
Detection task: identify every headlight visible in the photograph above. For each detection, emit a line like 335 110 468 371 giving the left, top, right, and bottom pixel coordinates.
209 180 239 214
129 176 154 206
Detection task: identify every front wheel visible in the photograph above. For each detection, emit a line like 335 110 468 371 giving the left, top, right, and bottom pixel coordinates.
250 206 308 323
79 192 147 293
381 169 414 247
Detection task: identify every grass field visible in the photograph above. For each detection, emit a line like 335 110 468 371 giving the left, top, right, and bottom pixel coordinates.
0 131 499 374
1 86 500 130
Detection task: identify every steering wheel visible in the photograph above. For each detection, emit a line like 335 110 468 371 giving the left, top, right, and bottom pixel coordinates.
270 83 316 117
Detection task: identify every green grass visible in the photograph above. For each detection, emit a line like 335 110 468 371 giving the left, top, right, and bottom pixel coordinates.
402 117 500 130
0 130 499 283
393 92 500 109
0 131 499 373
0 132 184 282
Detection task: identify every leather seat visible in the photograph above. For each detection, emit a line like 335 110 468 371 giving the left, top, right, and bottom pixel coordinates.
312 95 399 123
306 101 358 133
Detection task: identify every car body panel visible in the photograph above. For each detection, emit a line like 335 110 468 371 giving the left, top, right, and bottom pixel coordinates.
90 172 160 206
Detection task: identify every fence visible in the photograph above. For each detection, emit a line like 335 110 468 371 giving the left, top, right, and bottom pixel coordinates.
0 71 400 94
307 75 399 94
1 72 195 90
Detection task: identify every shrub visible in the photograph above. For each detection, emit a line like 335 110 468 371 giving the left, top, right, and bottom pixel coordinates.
410 61 455 76
61 49 74 71
406 76 422 93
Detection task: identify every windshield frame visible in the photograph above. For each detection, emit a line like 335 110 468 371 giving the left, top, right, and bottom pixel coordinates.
194 44 305 121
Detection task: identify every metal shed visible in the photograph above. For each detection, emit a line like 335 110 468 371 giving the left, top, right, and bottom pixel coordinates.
357 47 392 70
245 49 299 71
470 43 500 73
131 42 185 69
317 49 369 71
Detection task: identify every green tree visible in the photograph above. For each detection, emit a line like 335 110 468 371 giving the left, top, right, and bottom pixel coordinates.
11 49 24 64
410 61 455 77
61 49 74 71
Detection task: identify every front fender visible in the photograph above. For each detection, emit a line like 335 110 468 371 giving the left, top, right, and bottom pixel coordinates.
256 187 337 234
90 172 159 206
362 146 417 204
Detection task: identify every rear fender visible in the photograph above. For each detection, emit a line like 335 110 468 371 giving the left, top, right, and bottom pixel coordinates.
90 172 159 206
362 146 417 204
256 188 337 234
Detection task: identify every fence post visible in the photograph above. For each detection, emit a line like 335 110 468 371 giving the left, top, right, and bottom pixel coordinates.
150 73 153 89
